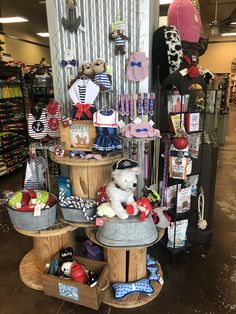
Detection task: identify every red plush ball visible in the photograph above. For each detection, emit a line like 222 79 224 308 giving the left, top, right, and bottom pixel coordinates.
173 137 188 150
71 262 88 284
188 65 200 79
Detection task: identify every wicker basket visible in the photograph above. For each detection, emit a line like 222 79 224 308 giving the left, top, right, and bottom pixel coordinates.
6 192 57 231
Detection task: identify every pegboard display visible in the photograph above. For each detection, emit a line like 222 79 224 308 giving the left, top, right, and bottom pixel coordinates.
46 0 157 115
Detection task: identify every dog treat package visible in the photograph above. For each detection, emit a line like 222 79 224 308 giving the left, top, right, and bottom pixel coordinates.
176 187 191 213
169 155 188 180
188 132 201 159
183 174 199 196
167 219 188 248
167 94 189 114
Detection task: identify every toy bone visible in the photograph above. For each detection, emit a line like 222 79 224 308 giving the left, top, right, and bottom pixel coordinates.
147 266 160 281
153 207 170 229
112 278 154 299
61 0 81 32
146 254 157 266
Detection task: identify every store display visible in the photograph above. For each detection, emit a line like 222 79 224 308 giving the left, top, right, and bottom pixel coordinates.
167 219 189 248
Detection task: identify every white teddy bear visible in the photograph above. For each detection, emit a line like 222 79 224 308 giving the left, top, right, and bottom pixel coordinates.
106 158 141 220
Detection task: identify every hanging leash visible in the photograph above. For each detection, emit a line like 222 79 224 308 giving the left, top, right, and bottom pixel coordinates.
197 186 207 230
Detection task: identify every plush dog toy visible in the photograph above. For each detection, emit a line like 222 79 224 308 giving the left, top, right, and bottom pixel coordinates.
109 28 128 55
152 207 171 229
93 58 112 90
126 197 152 221
121 122 161 139
106 158 141 220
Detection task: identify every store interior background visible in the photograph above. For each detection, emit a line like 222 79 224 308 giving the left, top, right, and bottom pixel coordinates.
0 0 236 72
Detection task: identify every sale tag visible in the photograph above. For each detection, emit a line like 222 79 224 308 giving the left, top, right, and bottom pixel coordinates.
96 217 104 226
159 277 164 286
118 120 125 128
34 203 41 216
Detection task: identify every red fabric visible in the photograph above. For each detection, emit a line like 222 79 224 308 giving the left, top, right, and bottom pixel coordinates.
97 186 109 204
75 103 92 119
188 65 200 78
47 101 59 115
71 262 88 283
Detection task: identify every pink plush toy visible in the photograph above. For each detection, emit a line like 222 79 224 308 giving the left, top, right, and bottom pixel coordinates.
121 122 161 139
167 0 202 43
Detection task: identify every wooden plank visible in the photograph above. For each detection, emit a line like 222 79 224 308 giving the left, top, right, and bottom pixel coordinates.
69 165 88 198
128 248 147 282
33 231 75 271
88 164 112 198
105 248 126 283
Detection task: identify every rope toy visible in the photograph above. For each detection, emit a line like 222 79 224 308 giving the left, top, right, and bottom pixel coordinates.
197 187 207 230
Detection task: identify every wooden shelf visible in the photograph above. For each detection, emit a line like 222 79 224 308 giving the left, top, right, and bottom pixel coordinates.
19 249 43 291
103 265 163 308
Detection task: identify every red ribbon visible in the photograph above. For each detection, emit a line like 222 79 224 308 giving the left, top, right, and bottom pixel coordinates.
75 103 92 119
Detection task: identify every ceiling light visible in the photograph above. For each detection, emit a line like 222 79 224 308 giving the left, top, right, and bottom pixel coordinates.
0 17 28 23
160 0 173 4
221 32 236 36
230 22 236 25
37 32 49 37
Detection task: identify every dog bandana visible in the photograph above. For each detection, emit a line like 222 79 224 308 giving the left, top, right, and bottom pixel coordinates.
112 278 154 299
46 100 61 138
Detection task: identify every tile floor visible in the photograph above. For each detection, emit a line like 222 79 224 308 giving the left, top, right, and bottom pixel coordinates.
0 108 235 314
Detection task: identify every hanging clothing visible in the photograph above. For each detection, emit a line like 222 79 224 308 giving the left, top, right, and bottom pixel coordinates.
28 107 48 139
93 73 112 90
69 78 99 119
46 100 61 138
126 52 149 82
93 109 122 152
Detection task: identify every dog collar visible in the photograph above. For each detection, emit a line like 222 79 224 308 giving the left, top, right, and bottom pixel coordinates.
114 183 127 191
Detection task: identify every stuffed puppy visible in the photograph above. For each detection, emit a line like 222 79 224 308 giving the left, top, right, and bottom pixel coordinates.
93 58 112 90
106 159 141 220
109 28 128 56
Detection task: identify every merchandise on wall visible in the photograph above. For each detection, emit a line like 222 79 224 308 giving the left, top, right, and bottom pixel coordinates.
0 64 28 175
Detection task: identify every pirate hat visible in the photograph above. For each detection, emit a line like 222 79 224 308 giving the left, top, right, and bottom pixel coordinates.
112 158 139 171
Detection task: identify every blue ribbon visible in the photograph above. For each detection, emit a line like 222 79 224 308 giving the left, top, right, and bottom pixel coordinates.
136 128 148 132
131 61 142 67
61 59 77 67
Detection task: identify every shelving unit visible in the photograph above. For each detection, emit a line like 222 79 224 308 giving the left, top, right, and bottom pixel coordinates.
229 73 236 105
157 72 210 257
0 65 28 176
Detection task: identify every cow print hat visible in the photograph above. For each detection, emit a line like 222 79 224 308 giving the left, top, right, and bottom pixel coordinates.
152 25 183 85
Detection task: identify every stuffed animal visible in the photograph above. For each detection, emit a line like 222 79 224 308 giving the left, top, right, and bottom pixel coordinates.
97 202 116 218
106 158 141 220
93 58 112 90
71 262 88 283
152 207 171 229
109 28 128 55
87 270 99 287
121 122 161 139
61 261 73 277
126 197 152 221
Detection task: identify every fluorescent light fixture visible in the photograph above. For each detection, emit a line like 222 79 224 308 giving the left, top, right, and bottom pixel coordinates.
0 16 28 23
160 0 173 4
230 22 236 25
37 32 49 37
221 32 236 36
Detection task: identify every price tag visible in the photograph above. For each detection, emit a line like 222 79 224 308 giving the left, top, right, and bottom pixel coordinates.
96 217 104 226
180 68 188 76
118 120 125 128
148 120 155 127
133 117 142 124
34 203 41 217
159 277 164 286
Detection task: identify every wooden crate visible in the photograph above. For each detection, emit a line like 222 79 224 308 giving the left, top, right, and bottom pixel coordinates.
60 120 96 152
42 256 109 310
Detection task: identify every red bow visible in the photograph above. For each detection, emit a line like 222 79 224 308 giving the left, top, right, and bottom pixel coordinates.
75 103 92 119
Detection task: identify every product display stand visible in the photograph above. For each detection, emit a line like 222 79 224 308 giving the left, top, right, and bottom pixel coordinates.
14 221 77 291
85 228 164 308
50 154 122 198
